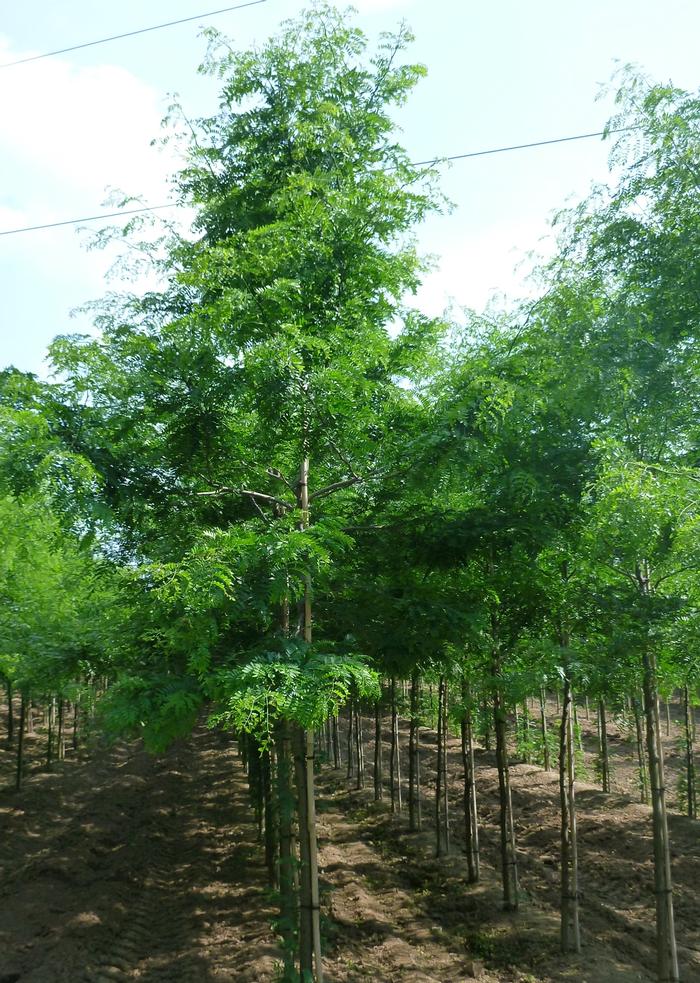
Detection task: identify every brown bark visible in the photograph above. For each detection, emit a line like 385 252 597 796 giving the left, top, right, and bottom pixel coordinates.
559 677 581 953
683 684 697 820
597 699 611 793
461 678 480 882
632 693 649 805
296 454 323 983
275 725 296 979
493 664 518 910
540 687 550 770
642 648 679 982
408 674 420 830
15 692 26 791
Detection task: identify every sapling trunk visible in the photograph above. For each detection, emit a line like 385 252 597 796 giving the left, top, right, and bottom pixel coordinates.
540 688 550 771
293 727 313 979
493 669 519 910
632 693 649 805
572 702 583 754
408 674 420 830
522 700 532 763
262 748 277 888
346 693 354 781
481 698 491 751
374 698 383 801
683 685 697 819
57 698 65 761
435 676 449 856
276 725 296 979
332 714 341 769
46 698 55 770
442 679 450 853
642 647 679 983
390 677 401 813
15 692 26 791
354 703 364 790
72 697 79 752
559 677 581 953
295 453 323 983
461 678 480 882
597 699 611 793
5 679 13 744
665 698 672 738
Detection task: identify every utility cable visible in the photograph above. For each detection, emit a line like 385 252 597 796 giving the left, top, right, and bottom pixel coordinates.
0 126 632 237
1 1 268 68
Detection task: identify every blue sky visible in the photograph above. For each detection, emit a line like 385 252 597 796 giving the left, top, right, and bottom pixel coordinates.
2 0 699 375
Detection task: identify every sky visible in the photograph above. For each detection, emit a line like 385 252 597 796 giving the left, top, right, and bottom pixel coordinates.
2 0 700 376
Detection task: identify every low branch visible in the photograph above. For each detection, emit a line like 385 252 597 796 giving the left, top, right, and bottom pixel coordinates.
309 475 364 502
266 467 296 492
196 486 294 511
597 558 639 586
652 565 700 589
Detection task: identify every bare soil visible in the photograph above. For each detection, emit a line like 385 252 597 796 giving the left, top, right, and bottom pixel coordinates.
0 696 698 983
0 725 281 982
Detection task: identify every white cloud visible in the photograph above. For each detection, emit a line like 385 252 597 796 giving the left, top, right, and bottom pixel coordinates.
0 38 185 374
413 219 555 319
0 36 175 209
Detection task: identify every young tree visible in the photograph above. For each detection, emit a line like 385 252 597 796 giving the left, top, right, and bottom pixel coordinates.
50 6 443 979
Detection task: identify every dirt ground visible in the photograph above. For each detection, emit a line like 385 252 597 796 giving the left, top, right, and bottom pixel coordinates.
315 694 700 983
0 725 281 982
0 696 698 983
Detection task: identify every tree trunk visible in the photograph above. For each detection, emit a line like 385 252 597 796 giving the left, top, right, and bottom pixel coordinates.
276 725 297 980
683 684 697 820
332 714 341 769
435 676 449 856
293 727 313 979
493 664 519 910
354 699 364 790
481 697 491 751
374 698 383 801
5 679 13 744
441 679 450 852
72 697 79 752
559 676 581 953
57 698 65 761
15 692 26 791
262 747 277 888
642 649 679 983
345 691 354 781
461 678 480 882
632 693 649 805
390 676 401 813
295 453 323 983
46 698 55 770
408 674 420 830
521 700 532 763
597 699 611 793
540 687 550 771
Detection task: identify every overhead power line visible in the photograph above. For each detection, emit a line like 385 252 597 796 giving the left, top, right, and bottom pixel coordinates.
0 126 631 238
1 1 268 68
411 127 634 166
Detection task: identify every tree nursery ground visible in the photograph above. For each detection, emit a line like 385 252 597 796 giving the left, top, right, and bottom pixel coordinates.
1 701 698 983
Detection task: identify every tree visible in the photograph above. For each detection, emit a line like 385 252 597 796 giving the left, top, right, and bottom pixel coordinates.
50 6 443 979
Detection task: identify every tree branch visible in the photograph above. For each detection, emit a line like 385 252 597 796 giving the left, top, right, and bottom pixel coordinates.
309 475 364 503
597 558 640 586
652 565 699 589
196 486 294 511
